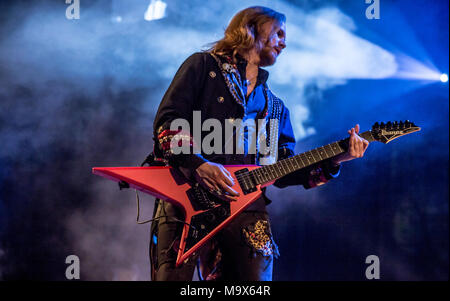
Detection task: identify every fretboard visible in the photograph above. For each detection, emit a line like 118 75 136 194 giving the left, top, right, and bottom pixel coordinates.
249 130 374 185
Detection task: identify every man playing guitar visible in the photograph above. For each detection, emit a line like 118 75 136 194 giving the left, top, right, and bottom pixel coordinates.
149 6 369 281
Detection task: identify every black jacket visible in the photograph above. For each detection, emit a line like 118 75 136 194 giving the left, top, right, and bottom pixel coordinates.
153 52 340 190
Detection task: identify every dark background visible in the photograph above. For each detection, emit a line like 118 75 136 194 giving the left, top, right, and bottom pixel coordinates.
0 0 448 280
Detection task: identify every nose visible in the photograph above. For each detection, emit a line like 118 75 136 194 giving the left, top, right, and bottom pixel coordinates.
278 38 286 50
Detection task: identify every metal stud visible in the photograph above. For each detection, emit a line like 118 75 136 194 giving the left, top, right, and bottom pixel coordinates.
217 96 224 103
209 71 216 78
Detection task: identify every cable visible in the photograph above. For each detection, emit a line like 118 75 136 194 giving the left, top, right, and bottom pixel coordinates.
135 189 196 230
197 259 204 281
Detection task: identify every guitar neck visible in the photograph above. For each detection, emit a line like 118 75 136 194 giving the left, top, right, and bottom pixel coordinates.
250 130 375 185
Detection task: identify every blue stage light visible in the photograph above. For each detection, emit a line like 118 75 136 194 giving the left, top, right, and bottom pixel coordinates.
144 0 167 21
440 73 448 83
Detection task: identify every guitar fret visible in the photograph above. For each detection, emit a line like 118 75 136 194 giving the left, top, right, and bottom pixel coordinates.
272 166 278 179
258 169 264 183
311 149 321 162
255 168 262 183
310 152 316 163
262 167 269 182
290 157 297 170
287 159 293 172
337 141 346 153
288 159 294 172
279 161 287 175
287 158 293 169
300 153 308 166
260 168 266 182
324 144 335 157
313 148 319 160
251 132 369 186
251 170 257 183
305 151 312 163
288 158 296 171
272 165 279 179
283 160 290 174
305 152 314 164
330 142 341 154
275 164 282 178
266 166 273 180
297 156 304 168
254 170 261 184
318 146 327 160
296 155 306 168
315 148 323 160
275 163 282 176
267 166 274 179
252 170 260 184
292 156 299 169
263 166 270 181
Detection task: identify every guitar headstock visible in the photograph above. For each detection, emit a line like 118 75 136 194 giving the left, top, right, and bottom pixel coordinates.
371 120 421 144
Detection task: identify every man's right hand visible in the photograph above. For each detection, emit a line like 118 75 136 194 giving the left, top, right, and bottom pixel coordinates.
195 162 240 201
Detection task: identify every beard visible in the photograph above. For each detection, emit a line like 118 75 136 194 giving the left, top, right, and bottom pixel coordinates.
258 45 277 67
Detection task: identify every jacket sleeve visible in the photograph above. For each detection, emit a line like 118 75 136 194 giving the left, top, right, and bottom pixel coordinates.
153 52 208 171
273 103 341 189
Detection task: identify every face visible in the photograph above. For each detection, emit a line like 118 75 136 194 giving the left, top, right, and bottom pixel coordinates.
258 21 286 67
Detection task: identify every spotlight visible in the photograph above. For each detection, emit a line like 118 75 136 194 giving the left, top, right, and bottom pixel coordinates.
440 73 448 83
144 0 167 21
112 16 122 23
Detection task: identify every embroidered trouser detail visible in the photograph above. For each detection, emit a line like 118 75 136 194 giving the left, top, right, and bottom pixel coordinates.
242 220 280 258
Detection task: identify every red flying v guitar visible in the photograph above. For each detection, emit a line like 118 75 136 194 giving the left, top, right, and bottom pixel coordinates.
93 121 420 267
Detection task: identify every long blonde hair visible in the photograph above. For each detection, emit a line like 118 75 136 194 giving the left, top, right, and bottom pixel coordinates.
207 6 286 62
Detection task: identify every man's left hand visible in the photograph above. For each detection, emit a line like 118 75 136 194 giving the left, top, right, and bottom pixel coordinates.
332 124 369 165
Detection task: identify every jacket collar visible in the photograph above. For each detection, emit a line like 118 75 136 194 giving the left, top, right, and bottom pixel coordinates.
221 53 270 86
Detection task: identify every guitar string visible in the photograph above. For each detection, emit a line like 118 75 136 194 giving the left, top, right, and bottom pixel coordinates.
238 141 341 187
137 131 374 225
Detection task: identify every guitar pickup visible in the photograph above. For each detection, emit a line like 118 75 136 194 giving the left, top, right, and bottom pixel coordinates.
235 168 257 195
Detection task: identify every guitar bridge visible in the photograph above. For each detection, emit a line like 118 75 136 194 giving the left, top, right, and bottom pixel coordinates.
187 183 225 211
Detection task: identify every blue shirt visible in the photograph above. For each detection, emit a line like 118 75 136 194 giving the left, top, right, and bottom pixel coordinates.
236 60 269 156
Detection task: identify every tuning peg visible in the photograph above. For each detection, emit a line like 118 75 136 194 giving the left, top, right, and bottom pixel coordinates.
399 121 404 129
373 122 379 129
380 122 385 129
386 121 392 129
393 121 398 129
